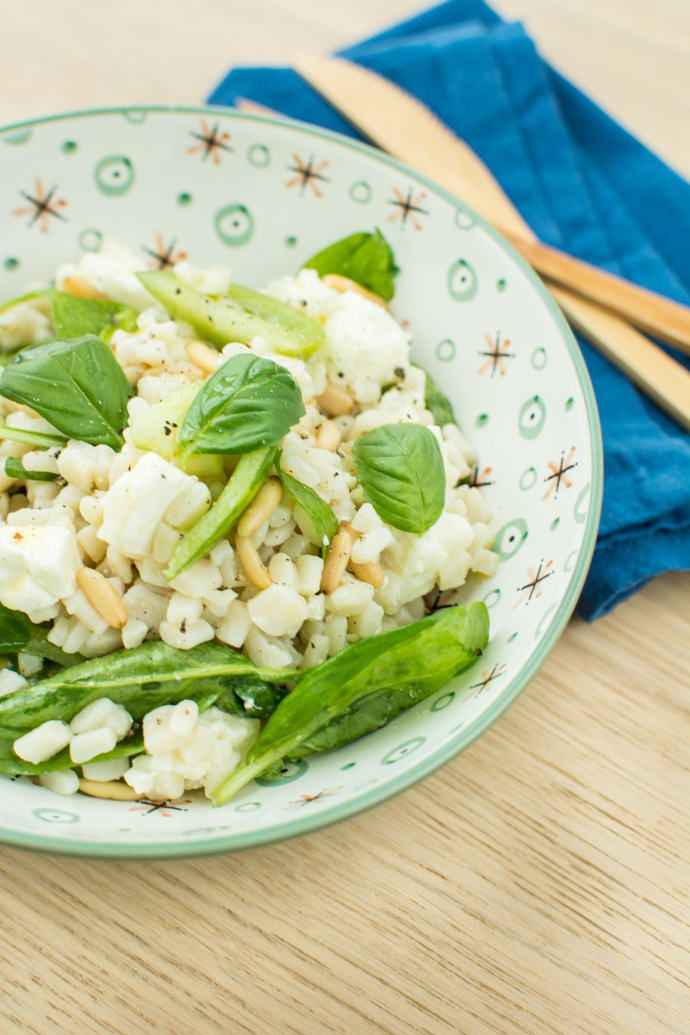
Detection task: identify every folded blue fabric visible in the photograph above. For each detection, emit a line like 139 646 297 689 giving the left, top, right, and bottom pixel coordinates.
208 0 690 620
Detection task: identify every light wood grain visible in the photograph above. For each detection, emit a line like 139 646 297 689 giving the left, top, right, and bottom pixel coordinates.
1 4 689 1035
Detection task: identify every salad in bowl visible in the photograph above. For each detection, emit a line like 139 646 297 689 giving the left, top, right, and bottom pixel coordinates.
0 229 494 808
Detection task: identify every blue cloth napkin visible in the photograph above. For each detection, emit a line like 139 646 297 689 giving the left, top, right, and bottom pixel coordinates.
208 0 690 620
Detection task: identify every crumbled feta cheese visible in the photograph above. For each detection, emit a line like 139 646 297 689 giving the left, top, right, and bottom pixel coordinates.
0 525 81 620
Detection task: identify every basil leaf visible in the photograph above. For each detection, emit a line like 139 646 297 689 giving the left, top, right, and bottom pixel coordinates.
178 353 304 457
138 271 324 357
0 334 133 449
0 640 295 740
277 454 338 555
212 602 489 804
351 423 446 534
166 446 276 580
4 457 58 482
0 289 139 344
0 424 66 448
412 362 458 427
24 625 85 668
0 602 31 655
303 228 399 302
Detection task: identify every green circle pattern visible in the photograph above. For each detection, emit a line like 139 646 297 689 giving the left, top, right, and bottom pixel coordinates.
3 257 19 270
431 692 455 712
214 203 254 247
95 155 135 196
255 758 308 787
492 518 528 561
349 180 372 203
248 144 270 167
518 396 546 439
436 338 456 362
532 347 547 370
78 229 103 252
520 466 537 490
447 258 478 302
382 738 426 765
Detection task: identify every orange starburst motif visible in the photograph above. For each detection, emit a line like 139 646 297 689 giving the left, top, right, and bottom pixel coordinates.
542 447 577 500
285 154 330 196
478 332 515 377
13 179 68 232
514 560 554 608
470 663 507 697
187 118 233 164
143 234 187 270
129 799 191 817
284 786 342 809
387 187 429 230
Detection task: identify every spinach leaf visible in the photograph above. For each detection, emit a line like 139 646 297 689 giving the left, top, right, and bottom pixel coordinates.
24 626 86 668
212 601 489 804
0 602 31 655
0 729 145 776
166 446 276 580
138 271 324 358
178 354 304 457
277 453 338 554
0 424 66 448
4 457 58 482
351 423 446 534
215 677 289 719
0 640 294 740
412 362 458 427
0 335 132 449
303 229 399 302
0 289 138 344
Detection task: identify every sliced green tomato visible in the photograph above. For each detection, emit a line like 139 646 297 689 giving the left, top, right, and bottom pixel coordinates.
137 270 324 358
165 446 277 580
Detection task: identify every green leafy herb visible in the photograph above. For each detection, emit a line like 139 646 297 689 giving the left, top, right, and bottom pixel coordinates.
0 424 67 448
277 454 338 554
178 354 304 457
23 626 86 668
4 457 58 482
215 677 289 719
0 289 139 344
351 423 446 534
0 729 145 776
303 229 398 302
212 602 489 804
138 271 325 357
0 602 31 655
0 335 133 449
0 640 294 741
166 446 276 580
412 362 458 427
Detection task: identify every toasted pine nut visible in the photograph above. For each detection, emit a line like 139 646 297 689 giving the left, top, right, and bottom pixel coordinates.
235 535 272 590
169 361 205 381
185 341 221 373
315 419 341 452
351 559 385 589
79 778 139 801
321 523 356 594
76 567 128 629
61 275 105 300
142 363 169 378
316 382 354 417
323 274 387 308
237 477 283 537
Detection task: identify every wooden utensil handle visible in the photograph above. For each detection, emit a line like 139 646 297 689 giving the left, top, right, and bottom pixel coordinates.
506 234 690 357
551 285 690 432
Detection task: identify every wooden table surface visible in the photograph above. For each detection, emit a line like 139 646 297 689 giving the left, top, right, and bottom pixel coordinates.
1 3 688 1033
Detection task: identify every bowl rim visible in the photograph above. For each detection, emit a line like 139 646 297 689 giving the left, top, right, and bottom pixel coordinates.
0 104 603 859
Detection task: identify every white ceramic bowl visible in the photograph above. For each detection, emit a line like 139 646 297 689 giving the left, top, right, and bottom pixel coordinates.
0 106 602 857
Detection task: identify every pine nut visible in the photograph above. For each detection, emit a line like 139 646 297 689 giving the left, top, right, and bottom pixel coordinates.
235 535 272 590
185 341 221 374
169 362 205 381
315 419 341 452
79 778 139 801
323 274 387 308
316 383 354 417
237 476 283 537
142 363 169 377
76 567 128 629
351 559 385 589
61 275 104 299
321 523 356 594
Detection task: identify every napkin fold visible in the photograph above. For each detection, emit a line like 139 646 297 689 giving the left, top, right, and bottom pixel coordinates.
208 0 690 620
